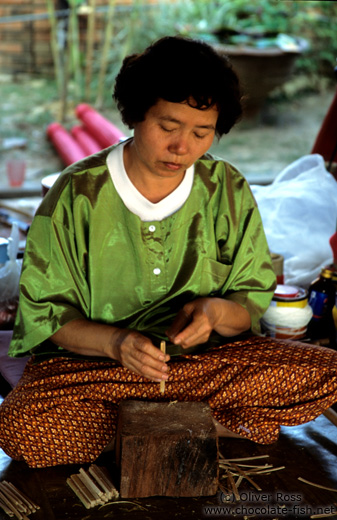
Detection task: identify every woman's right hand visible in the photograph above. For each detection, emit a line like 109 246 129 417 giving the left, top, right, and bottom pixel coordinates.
50 319 170 382
109 328 170 382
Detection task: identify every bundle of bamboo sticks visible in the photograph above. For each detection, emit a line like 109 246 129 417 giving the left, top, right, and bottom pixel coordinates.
218 453 285 500
67 464 119 509
0 481 40 519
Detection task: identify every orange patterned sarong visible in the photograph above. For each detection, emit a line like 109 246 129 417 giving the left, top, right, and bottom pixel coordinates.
1 336 337 468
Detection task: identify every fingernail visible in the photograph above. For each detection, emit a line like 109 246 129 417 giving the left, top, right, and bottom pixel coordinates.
159 354 165 361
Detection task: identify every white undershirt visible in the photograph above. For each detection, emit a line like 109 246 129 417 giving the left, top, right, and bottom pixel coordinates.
106 141 194 222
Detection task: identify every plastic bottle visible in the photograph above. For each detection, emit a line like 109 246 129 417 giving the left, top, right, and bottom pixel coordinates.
0 237 9 267
307 268 336 348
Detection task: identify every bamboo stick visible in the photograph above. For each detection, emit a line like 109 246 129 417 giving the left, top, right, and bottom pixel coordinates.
0 489 25 520
220 455 269 462
160 340 166 394
4 482 39 512
88 466 112 497
298 477 337 493
230 463 262 491
88 465 118 500
248 466 286 475
0 484 26 513
227 471 240 501
0 495 14 517
78 468 107 502
66 478 92 509
70 474 97 506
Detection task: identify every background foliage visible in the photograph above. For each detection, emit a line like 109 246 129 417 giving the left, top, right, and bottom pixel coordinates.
92 0 336 104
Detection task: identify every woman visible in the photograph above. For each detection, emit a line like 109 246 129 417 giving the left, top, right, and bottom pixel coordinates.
1 36 336 468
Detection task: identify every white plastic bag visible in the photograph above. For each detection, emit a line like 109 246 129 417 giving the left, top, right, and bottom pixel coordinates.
0 223 22 328
251 154 337 288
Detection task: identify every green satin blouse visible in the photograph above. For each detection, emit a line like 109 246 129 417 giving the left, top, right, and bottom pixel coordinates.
9 145 276 359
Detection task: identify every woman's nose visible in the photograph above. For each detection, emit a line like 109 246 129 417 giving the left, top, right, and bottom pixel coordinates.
168 135 189 155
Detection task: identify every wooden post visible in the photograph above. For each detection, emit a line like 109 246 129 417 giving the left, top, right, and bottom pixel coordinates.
115 401 219 498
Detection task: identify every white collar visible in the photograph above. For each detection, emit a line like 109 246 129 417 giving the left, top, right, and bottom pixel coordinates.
106 140 194 222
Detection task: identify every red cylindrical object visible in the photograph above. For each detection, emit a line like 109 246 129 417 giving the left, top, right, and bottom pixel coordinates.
76 103 126 148
71 125 102 155
330 232 337 265
47 122 87 166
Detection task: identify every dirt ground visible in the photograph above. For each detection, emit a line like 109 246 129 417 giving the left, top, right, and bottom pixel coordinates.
0 76 335 190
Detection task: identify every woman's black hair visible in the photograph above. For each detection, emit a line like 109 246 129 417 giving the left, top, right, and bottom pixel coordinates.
113 36 242 137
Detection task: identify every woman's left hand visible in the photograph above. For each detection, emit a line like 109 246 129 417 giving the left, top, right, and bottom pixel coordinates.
166 297 251 348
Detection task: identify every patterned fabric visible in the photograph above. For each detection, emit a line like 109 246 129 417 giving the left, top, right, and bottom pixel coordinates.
1 336 337 468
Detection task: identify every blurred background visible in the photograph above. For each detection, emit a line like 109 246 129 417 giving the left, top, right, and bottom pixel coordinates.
0 0 336 190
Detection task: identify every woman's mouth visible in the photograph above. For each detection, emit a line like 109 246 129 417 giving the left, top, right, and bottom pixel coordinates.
163 162 182 171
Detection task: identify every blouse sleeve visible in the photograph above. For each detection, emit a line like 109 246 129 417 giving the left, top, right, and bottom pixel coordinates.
215 162 276 333
9 179 90 357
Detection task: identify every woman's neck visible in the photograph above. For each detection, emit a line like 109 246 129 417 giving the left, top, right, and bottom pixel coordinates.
123 141 186 203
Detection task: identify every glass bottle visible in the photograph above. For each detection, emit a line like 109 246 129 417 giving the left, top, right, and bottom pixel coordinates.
307 268 336 348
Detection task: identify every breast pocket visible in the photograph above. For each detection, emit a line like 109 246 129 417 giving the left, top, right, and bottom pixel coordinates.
200 258 232 296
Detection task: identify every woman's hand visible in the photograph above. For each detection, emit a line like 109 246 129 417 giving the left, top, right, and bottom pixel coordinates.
50 319 170 382
166 297 251 348
110 328 170 382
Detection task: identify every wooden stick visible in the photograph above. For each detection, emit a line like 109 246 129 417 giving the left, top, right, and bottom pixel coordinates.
3 482 39 512
0 495 14 517
88 466 112 497
0 484 26 513
298 477 337 492
249 465 285 475
220 455 269 462
227 471 240 501
93 465 119 499
78 468 106 501
231 463 262 491
88 465 118 500
70 475 97 506
160 340 166 394
235 475 243 489
66 478 92 509
0 489 25 520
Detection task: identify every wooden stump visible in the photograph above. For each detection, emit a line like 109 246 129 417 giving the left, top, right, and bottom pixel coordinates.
115 401 219 498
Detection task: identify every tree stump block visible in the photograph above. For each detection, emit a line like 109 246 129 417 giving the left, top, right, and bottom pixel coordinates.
115 401 219 498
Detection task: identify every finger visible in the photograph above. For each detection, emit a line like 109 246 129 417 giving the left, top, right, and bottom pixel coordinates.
173 319 211 348
166 309 192 340
129 357 170 382
131 343 170 380
136 340 170 363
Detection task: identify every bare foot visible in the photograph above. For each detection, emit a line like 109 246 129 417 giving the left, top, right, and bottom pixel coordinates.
213 419 245 439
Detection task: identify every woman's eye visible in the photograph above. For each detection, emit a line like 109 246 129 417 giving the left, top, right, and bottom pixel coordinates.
194 133 207 139
160 125 175 133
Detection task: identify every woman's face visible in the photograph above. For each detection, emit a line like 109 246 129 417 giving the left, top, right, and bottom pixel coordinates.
128 98 218 181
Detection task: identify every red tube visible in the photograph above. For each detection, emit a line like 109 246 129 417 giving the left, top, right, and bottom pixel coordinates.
76 103 126 148
47 122 87 166
71 125 102 155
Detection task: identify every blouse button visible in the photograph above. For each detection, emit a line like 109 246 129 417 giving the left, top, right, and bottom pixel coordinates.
153 268 161 275
149 225 156 232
